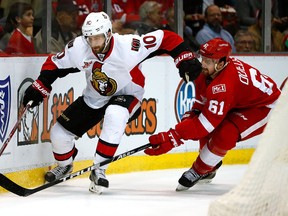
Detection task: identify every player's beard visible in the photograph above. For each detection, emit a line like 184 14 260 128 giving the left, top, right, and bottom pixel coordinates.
92 44 105 54
201 68 210 77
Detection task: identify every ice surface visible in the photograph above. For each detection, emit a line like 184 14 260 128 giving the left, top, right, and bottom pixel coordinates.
0 165 247 216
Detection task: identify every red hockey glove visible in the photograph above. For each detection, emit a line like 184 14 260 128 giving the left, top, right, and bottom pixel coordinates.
23 79 51 108
145 129 183 156
181 109 201 121
174 51 202 82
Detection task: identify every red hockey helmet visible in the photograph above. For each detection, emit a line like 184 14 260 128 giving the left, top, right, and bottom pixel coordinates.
199 38 232 62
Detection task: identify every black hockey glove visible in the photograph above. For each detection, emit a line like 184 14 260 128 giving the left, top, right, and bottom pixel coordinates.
174 51 202 82
23 79 52 108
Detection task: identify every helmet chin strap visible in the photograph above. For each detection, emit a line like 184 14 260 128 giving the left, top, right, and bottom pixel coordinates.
211 61 228 78
102 30 112 52
102 35 112 52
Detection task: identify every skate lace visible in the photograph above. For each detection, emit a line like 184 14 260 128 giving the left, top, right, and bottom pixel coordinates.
51 166 69 176
96 169 106 178
91 169 106 180
183 169 201 181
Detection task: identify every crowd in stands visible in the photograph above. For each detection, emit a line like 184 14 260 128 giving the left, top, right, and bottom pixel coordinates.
0 0 287 55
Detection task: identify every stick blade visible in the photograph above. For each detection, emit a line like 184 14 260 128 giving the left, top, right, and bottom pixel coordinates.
0 143 152 197
0 173 29 196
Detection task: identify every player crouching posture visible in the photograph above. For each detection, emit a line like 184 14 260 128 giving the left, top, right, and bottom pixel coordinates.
22 12 202 194
144 38 281 191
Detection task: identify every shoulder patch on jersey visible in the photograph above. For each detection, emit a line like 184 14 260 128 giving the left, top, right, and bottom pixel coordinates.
131 38 140 51
212 84 226 94
82 60 93 69
67 39 75 49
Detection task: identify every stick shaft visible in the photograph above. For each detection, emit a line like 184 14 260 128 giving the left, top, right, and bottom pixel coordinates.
0 101 33 156
0 143 151 196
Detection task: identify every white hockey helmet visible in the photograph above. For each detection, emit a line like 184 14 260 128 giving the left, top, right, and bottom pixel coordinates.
82 12 112 46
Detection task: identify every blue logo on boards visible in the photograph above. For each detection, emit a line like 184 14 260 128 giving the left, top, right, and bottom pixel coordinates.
0 76 11 142
174 80 196 123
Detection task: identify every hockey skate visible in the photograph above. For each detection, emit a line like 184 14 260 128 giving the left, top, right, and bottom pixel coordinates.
89 168 109 195
198 161 223 184
176 168 202 191
45 164 73 182
176 161 223 191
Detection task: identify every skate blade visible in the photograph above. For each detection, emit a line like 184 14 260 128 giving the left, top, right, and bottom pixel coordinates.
89 182 106 195
197 179 212 184
175 184 190 192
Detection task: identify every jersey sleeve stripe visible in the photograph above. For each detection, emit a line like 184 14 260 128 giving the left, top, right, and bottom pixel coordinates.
240 115 269 139
199 113 215 133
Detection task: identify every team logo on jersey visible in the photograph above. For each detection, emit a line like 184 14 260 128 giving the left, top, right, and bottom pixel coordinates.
91 69 117 96
0 76 11 142
212 84 226 94
131 38 140 51
174 80 196 123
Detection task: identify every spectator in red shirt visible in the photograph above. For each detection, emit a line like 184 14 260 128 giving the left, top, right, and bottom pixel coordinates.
5 2 36 54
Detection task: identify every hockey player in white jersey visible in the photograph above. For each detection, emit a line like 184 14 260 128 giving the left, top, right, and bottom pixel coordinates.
22 12 202 194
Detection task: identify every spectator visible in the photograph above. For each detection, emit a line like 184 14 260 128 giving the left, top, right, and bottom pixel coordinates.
162 7 200 51
235 0 278 30
134 1 163 35
74 0 95 32
110 0 140 35
195 4 236 52
4 2 36 54
35 0 79 54
183 0 236 37
111 0 140 23
117 0 173 23
234 29 256 52
248 9 285 52
0 0 42 34
219 4 238 37
150 0 174 24
183 0 205 37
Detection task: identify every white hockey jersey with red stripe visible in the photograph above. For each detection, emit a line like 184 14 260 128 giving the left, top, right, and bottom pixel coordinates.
175 57 281 140
41 30 183 109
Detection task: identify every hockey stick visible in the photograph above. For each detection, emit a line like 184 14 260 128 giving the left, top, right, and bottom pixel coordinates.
0 100 33 157
0 143 151 197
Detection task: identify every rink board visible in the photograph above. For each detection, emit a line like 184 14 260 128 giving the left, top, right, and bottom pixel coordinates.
0 55 287 192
